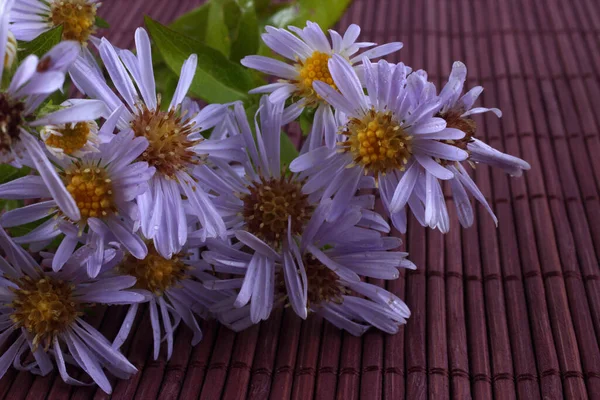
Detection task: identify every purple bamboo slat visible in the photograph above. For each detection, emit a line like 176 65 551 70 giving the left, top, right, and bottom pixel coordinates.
178 320 220 399
291 314 323 400
246 308 284 400
314 322 342 400
198 325 236 400
383 234 407 400
156 326 194 400
221 324 261 400
426 231 449 400
268 310 302 399
334 333 361 400
444 207 472 399
405 222 427 400
509 0 600 396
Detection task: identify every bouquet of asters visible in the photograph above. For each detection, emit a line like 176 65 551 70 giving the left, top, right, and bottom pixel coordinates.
0 0 528 392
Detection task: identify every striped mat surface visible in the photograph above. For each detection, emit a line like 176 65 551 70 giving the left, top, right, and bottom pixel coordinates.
2 0 600 398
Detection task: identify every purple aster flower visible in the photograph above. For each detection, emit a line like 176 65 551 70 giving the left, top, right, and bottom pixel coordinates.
420 62 531 228
209 218 414 336
200 96 384 323
0 227 144 394
0 3 98 222
108 238 231 361
290 56 469 232
9 0 103 72
241 21 402 149
69 28 246 259
0 128 155 277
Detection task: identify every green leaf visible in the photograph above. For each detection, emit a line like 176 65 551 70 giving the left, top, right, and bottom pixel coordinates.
299 108 315 137
229 0 260 63
169 3 210 41
267 0 351 30
0 200 22 213
223 1 243 33
7 216 56 243
95 16 110 29
154 62 179 110
280 132 299 167
254 0 272 13
206 1 231 57
0 165 30 184
18 25 63 59
146 16 254 104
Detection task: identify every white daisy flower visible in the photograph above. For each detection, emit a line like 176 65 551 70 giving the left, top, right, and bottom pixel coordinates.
242 21 403 149
0 128 155 277
290 56 469 232
70 28 247 259
0 227 144 394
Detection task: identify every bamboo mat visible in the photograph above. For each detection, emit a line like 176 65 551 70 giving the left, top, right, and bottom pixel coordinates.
3 0 600 398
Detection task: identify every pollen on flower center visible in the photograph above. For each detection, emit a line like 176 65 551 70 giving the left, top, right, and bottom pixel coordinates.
305 255 347 307
276 254 347 308
9 276 80 350
241 175 314 246
62 163 116 221
296 51 337 105
44 122 91 155
438 109 476 150
343 108 413 175
131 104 201 178
0 93 25 155
50 0 97 43
118 245 189 294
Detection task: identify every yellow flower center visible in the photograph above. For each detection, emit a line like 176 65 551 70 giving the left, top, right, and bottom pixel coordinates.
296 51 337 105
4 31 16 69
343 108 413 175
45 122 91 155
50 0 97 44
0 93 25 157
130 104 201 178
118 245 189 295
241 175 314 246
10 276 80 350
63 163 116 221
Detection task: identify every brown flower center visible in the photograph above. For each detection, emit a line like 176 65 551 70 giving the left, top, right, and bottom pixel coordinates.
10 276 81 350
130 104 201 178
241 175 313 246
50 0 97 44
118 245 189 295
343 108 413 175
0 93 25 156
62 163 116 222
276 254 348 309
438 109 476 150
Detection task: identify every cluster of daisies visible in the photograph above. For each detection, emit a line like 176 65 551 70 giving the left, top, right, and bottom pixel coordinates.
0 0 530 393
